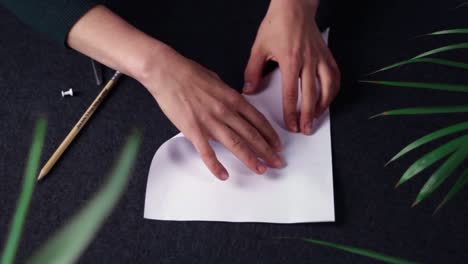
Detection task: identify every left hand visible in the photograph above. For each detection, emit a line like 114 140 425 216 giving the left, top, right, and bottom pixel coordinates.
243 0 340 135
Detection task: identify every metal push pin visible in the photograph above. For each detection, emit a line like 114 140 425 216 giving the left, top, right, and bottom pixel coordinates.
91 59 103 86
61 88 74 97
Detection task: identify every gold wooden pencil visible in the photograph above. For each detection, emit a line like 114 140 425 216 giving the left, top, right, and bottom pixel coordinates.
37 71 122 181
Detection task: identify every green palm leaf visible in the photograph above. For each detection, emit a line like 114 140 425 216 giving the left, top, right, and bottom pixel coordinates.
371 105 468 118
386 121 468 165
396 135 468 187
302 238 418 264
413 140 468 206
368 58 468 75
435 168 468 212
27 129 141 264
426 28 468 36
1 118 47 264
412 43 468 59
360 80 468 93
369 43 468 74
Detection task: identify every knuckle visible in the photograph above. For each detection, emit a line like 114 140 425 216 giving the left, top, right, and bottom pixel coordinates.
227 92 242 105
213 103 230 116
229 134 243 150
198 112 211 123
260 142 273 156
198 147 213 160
249 128 263 142
285 91 298 104
283 51 300 65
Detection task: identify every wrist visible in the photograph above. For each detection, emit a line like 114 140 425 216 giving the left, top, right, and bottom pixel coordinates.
127 39 175 86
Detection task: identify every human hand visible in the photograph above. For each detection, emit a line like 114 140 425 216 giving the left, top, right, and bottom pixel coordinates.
141 47 284 180
243 0 340 135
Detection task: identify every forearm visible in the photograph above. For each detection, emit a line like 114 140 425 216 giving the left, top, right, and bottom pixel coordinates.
67 5 169 83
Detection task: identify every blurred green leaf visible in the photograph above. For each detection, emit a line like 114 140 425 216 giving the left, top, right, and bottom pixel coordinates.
414 140 468 206
371 105 468 118
386 122 468 165
302 238 418 264
27 129 141 264
426 28 468 35
396 136 468 187
436 168 468 212
360 80 468 92
1 118 47 264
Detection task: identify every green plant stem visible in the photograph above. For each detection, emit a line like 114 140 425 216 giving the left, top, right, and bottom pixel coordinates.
0 118 47 264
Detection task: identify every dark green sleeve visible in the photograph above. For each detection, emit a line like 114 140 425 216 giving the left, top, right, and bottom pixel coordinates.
0 0 102 47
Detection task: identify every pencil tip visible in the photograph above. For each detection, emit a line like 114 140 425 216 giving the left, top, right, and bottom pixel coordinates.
37 170 46 181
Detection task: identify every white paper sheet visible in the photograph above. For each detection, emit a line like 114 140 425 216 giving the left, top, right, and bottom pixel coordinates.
144 30 334 223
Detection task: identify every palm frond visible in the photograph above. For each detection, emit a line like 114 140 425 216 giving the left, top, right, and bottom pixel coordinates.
436 168 468 212
413 140 468 206
426 29 468 36
368 43 468 74
27 129 141 264
386 122 468 165
368 58 468 75
371 105 468 118
360 80 468 93
0 118 47 264
396 135 468 187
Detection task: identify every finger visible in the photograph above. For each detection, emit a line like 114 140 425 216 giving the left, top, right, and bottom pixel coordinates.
214 123 268 174
300 61 318 135
243 48 267 94
316 56 341 117
279 57 301 132
192 136 229 180
233 94 282 151
225 112 283 168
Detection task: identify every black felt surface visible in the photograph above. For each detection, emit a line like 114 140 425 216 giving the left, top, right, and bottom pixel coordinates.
1 1 468 263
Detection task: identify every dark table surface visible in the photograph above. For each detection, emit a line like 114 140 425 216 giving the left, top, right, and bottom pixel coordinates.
1 1 468 263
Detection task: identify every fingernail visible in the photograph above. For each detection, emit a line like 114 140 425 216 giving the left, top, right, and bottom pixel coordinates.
304 121 314 135
290 122 298 132
273 154 285 168
256 162 267 174
243 82 254 93
219 171 229 180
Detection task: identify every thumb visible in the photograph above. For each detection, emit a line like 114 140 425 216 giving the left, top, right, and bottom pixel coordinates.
243 50 266 94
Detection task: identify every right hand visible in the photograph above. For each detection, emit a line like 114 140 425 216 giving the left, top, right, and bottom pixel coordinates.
140 47 284 180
